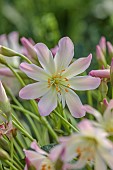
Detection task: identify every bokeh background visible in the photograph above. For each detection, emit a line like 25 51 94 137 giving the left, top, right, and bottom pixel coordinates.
0 0 113 57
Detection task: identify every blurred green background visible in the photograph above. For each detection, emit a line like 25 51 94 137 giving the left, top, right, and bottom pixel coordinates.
0 0 113 56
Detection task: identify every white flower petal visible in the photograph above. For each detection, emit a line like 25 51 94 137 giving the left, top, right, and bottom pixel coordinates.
95 152 107 170
99 147 113 169
20 62 50 81
62 54 92 79
19 82 49 99
69 76 101 91
34 43 55 74
65 89 86 118
38 88 57 116
54 37 74 72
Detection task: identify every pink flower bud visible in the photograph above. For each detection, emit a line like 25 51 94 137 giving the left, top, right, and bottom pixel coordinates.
107 41 113 58
96 45 106 66
51 45 59 56
89 69 110 78
21 37 37 60
110 58 113 85
99 36 106 55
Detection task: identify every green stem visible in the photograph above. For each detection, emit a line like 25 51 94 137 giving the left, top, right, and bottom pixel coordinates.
54 110 79 132
9 157 23 170
87 90 93 106
17 53 32 64
40 117 58 142
10 137 14 170
4 160 18 170
11 104 41 123
12 120 34 141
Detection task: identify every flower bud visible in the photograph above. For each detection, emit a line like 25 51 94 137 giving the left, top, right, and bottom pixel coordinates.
89 69 110 78
0 46 18 57
0 54 7 66
96 45 106 66
110 58 113 85
21 37 37 60
0 81 11 116
0 148 9 160
107 41 113 58
99 36 106 55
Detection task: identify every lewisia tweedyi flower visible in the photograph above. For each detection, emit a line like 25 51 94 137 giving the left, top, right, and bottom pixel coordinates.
59 119 113 170
19 37 100 117
24 141 55 170
84 100 113 135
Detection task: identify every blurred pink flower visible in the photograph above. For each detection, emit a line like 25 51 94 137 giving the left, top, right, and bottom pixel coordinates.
24 141 55 170
61 119 113 170
19 37 100 118
84 100 113 135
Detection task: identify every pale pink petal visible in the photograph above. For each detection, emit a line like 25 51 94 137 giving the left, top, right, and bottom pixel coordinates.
19 82 49 99
54 37 74 72
38 88 57 116
62 54 92 79
20 62 50 81
78 119 94 132
69 76 100 91
95 152 107 170
8 32 20 52
83 105 102 122
31 141 48 156
0 68 14 77
34 43 55 74
103 100 113 120
65 89 85 118
49 144 64 162
24 150 45 160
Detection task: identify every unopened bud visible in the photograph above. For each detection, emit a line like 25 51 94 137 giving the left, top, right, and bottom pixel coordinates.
99 36 106 55
89 69 110 79
21 37 37 60
0 46 18 57
96 45 106 67
107 41 113 58
110 58 113 85
0 81 11 115
0 54 7 65
0 148 9 160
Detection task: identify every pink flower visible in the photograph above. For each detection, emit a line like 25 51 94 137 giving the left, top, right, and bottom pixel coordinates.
24 141 55 170
19 37 100 118
84 100 113 135
60 119 113 170
96 45 106 66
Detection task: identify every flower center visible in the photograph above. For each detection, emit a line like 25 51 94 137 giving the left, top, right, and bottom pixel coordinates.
47 70 70 93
